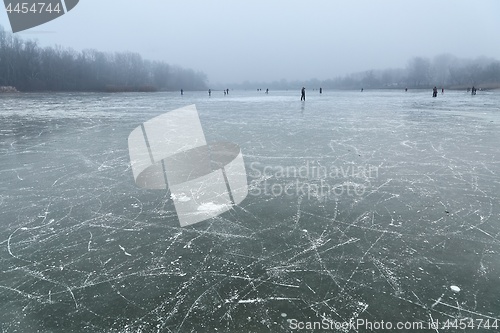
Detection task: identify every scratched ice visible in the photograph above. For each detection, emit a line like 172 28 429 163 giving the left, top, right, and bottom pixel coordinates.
1 91 500 332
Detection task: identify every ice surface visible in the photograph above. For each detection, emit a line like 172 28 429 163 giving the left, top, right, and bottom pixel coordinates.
1 90 500 332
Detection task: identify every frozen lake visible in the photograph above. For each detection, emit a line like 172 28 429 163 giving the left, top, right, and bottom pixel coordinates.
1 89 500 332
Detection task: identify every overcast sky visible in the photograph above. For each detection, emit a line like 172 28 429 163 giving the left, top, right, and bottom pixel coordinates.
1 0 499 84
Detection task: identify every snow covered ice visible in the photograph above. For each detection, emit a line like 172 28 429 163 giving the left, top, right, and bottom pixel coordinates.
1 90 500 332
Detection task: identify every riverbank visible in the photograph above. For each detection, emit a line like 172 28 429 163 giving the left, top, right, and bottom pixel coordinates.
0 86 19 93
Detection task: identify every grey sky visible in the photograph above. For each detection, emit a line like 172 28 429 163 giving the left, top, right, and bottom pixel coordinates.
1 0 499 84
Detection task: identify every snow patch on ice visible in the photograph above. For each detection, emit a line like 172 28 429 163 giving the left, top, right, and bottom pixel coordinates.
197 202 229 212
170 193 191 202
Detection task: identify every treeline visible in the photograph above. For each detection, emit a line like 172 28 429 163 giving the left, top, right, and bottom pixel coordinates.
0 25 208 92
230 54 500 90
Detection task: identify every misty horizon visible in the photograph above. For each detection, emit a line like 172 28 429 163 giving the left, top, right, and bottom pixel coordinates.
2 23 499 90
2 23 498 92
1 0 499 85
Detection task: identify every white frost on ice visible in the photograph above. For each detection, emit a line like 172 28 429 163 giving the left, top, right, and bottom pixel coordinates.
197 202 229 213
170 193 191 202
118 245 132 257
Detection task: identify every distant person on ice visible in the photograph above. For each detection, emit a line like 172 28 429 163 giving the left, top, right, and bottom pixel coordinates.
301 87 306 101
208 89 211 96
432 86 438 97
319 87 322 94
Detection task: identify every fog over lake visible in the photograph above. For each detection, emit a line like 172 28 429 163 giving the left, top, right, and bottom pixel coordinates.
1 0 499 84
